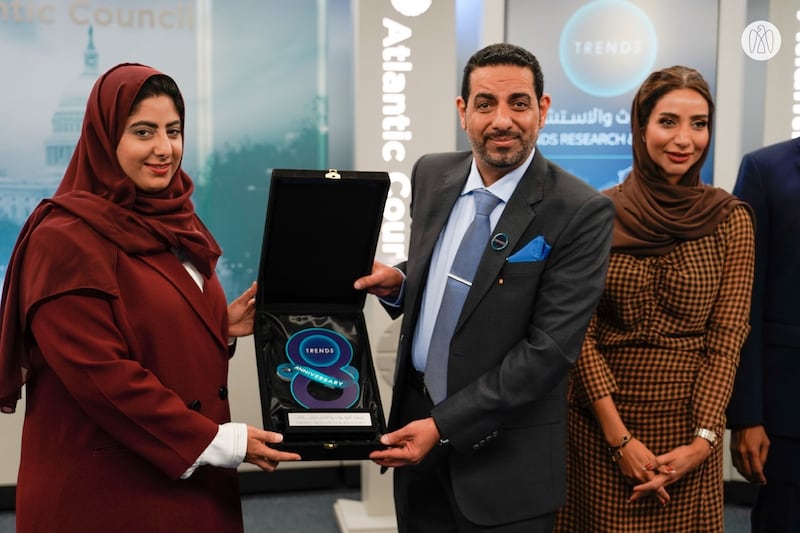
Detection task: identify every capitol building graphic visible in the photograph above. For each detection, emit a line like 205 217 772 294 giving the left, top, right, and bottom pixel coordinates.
0 28 99 280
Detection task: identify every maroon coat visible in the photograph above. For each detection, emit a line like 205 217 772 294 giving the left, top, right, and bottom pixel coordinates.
14 211 243 532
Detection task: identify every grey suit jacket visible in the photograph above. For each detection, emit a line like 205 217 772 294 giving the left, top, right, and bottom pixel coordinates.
386 149 614 526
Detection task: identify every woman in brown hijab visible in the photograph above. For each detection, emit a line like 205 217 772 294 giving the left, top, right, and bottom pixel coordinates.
555 66 755 532
0 63 300 532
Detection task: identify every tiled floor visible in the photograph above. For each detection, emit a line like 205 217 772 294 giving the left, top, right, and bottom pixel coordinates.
0 489 753 532
0 488 750 533
724 504 752 533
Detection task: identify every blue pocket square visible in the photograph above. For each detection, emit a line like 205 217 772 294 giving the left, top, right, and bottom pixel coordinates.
507 236 551 263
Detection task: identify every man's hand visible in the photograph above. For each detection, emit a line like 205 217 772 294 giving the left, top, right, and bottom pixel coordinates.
369 417 440 467
731 425 769 484
354 261 403 299
243 426 301 472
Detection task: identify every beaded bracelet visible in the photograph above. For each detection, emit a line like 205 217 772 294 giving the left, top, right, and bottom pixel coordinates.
608 434 633 463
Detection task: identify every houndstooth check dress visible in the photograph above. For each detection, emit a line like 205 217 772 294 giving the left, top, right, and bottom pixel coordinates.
554 205 754 533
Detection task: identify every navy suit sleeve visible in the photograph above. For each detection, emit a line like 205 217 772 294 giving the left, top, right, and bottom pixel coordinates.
727 152 767 427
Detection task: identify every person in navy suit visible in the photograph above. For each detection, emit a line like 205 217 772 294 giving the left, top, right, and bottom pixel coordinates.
354 43 614 532
727 137 800 533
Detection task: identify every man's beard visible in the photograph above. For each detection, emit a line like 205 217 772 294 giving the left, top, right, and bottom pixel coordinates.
473 133 535 170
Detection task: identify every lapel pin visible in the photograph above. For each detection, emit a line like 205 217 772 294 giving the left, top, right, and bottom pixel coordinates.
491 233 509 251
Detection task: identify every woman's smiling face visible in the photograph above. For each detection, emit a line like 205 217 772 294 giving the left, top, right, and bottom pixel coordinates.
115 94 183 193
644 88 710 184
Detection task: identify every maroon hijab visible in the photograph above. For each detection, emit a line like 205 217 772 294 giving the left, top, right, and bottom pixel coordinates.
0 63 221 412
604 66 747 257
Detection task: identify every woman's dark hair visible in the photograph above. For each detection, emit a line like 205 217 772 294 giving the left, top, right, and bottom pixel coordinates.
633 66 713 135
130 74 185 124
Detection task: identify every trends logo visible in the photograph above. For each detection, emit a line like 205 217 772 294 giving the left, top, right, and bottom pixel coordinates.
741 20 781 61
559 0 657 98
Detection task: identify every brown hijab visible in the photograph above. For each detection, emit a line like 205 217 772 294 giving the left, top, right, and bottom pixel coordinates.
605 66 747 256
0 63 221 412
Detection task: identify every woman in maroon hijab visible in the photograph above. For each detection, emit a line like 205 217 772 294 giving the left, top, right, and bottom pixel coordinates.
0 63 300 532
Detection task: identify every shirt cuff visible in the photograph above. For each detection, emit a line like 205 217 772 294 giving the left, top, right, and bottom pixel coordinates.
378 267 406 307
180 422 248 479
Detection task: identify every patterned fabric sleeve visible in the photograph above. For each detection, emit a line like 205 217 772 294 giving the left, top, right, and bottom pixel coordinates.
569 311 619 408
692 205 755 435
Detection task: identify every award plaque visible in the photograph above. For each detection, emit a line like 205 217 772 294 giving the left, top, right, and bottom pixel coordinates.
254 168 390 460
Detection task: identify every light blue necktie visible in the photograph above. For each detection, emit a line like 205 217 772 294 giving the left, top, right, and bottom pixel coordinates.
424 189 502 404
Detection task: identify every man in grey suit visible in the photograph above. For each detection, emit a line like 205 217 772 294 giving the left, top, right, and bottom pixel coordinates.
355 43 614 532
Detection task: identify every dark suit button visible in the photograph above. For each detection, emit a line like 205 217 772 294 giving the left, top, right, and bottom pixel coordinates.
188 400 202 411
218 386 229 400
472 444 480 452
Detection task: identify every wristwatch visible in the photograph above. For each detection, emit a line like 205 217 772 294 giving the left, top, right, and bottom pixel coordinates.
694 428 717 448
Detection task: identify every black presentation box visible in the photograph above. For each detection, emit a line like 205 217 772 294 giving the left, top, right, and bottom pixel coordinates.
254 168 390 460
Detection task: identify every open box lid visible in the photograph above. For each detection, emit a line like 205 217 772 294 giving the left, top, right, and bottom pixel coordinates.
256 168 390 312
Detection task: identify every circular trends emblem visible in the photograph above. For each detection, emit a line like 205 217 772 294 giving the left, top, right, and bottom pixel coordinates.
277 328 360 409
559 0 657 98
